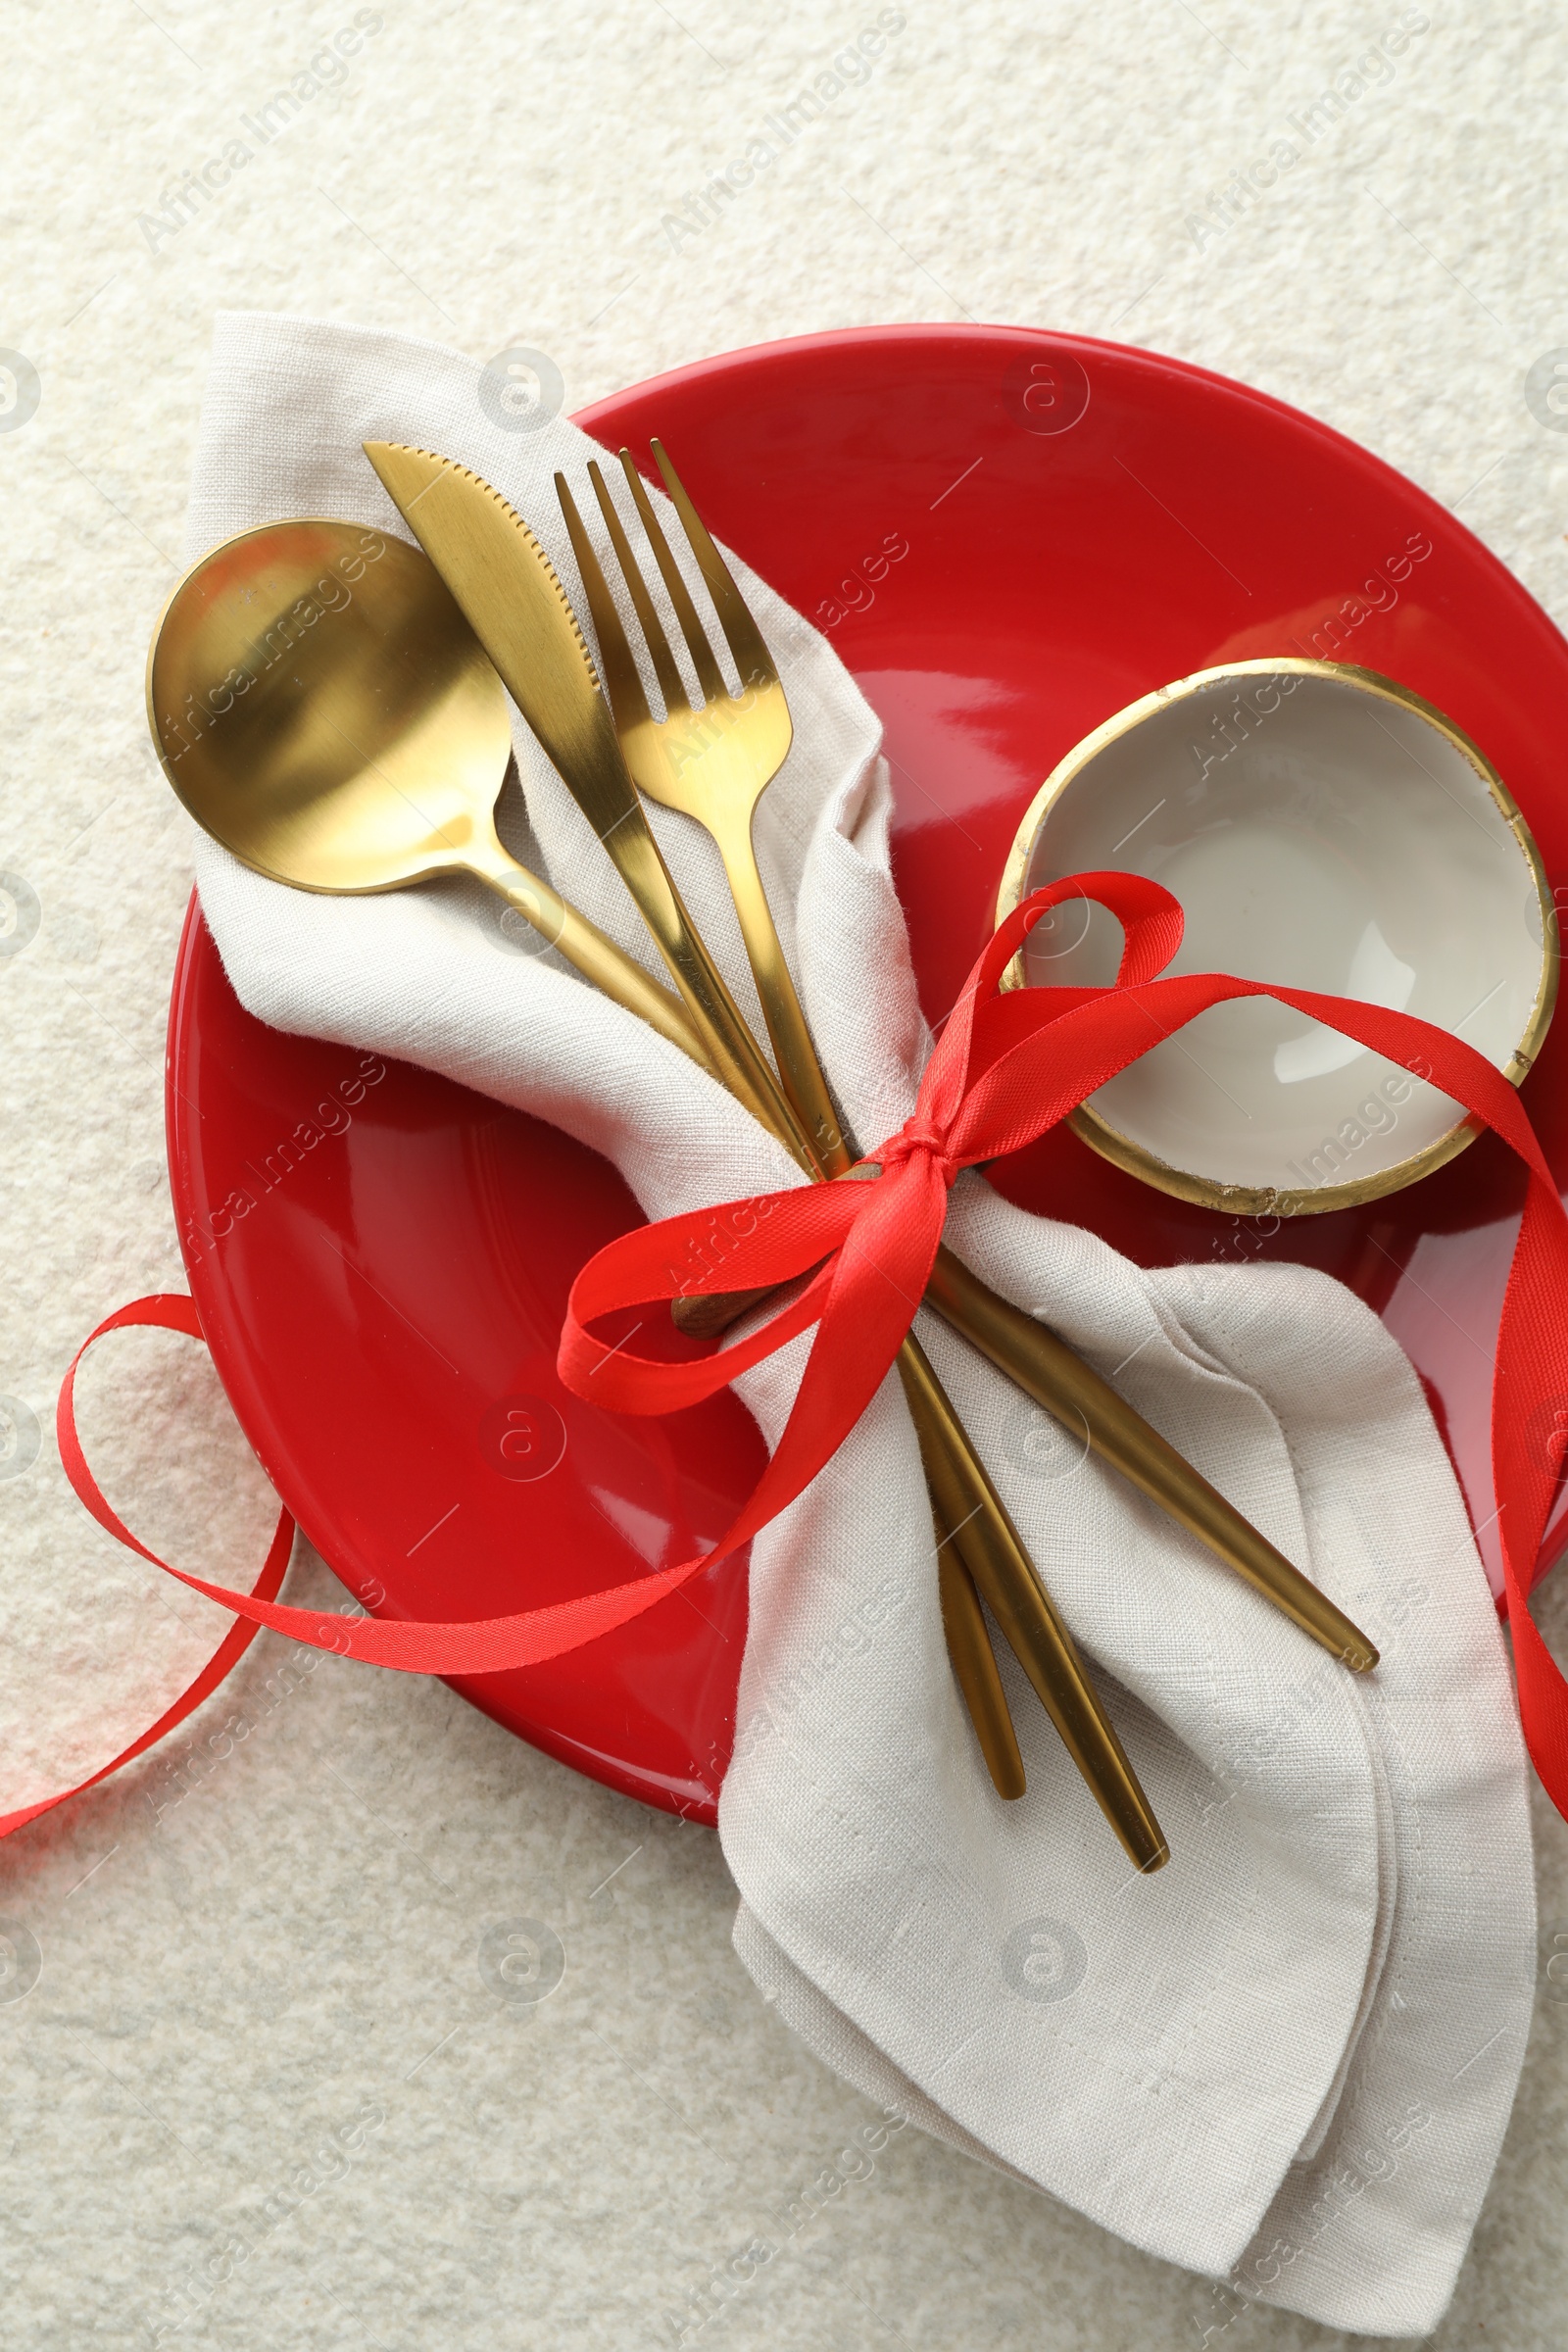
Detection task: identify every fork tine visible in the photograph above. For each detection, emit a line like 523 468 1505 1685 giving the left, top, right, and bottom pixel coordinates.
554 471 652 735
649 438 777 693
586 461 689 720
617 449 730 706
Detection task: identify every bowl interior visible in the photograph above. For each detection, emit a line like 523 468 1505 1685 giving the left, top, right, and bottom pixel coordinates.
1018 666 1550 1201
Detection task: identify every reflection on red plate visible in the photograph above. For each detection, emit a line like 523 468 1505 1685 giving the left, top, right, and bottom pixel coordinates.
168 325 1568 1825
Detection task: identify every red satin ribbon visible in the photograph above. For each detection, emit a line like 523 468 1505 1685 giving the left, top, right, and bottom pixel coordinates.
28 876 1568 1839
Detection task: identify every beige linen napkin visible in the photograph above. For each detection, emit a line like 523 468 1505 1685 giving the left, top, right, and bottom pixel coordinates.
183 312 1535 2335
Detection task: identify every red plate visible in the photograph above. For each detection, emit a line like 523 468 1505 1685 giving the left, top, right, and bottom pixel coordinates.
168 324 1568 1826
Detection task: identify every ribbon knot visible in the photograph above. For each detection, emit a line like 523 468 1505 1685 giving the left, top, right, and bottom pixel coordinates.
878 1119 958 1185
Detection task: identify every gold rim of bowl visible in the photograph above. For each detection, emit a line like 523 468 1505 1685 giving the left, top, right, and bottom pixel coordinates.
993 658 1560 1219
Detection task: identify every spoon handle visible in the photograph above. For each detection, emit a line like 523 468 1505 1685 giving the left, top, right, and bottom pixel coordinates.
468 847 711 1064
557 853 1376 1682
675 1249 1379 1675
662 819 1376 1680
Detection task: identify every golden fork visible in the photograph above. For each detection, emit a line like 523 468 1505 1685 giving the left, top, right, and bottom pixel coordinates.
573 444 848 1167
556 451 1181 1866
552 449 1030 1791
554 438 1381 1675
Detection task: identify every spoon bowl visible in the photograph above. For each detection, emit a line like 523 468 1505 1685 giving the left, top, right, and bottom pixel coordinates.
146 518 516 892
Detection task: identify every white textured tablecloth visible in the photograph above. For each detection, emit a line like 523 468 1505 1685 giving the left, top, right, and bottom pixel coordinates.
4 8 1567 2348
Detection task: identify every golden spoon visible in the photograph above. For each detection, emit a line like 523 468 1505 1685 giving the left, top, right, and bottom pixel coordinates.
146 513 1037 1817
144 517 698 1057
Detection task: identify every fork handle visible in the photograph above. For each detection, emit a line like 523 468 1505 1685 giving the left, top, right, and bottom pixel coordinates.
711 813 853 1172
928 1490 1026 1801
636 806 1160 1846
602 821 816 1160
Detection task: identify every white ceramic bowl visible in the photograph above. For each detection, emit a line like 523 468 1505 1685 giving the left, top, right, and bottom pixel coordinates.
996 661 1556 1215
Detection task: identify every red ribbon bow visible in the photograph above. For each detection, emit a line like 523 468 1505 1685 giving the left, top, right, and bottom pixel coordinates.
32 876 1568 1838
